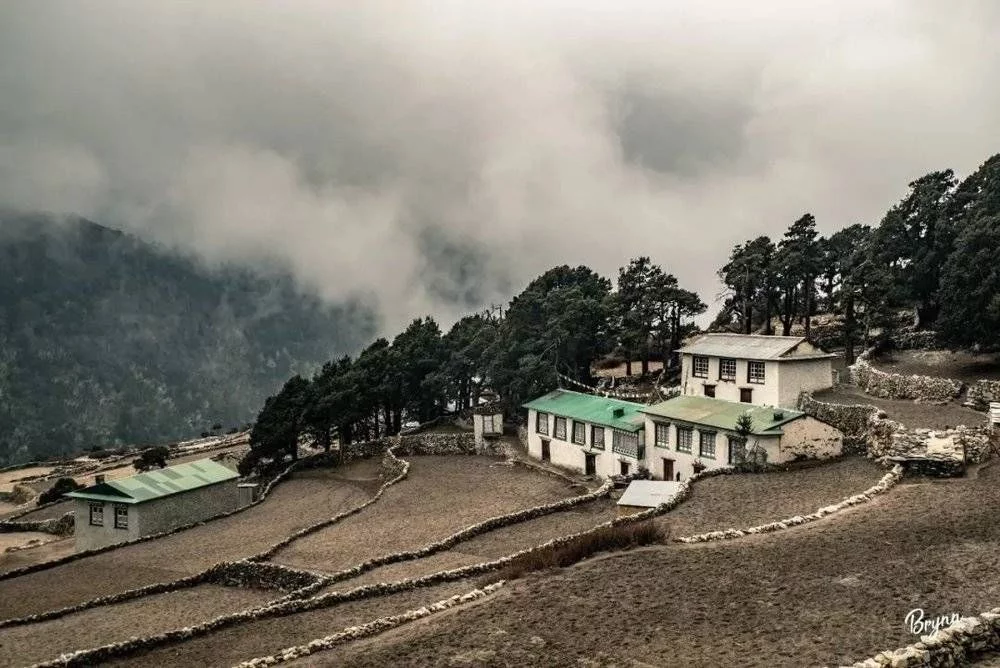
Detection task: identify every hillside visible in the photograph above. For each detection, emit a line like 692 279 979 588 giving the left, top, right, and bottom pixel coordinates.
0 213 373 465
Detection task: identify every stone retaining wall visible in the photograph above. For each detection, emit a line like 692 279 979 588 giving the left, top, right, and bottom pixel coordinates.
851 351 962 404
798 393 880 454
968 380 1000 411
206 561 323 593
0 512 74 537
675 464 903 543
846 607 1000 667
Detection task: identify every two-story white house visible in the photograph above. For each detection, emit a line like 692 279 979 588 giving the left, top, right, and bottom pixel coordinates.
677 333 836 409
522 389 646 478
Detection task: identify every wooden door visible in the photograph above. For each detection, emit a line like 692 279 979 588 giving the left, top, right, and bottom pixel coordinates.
541 440 550 462
662 458 674 481
584 453 596 476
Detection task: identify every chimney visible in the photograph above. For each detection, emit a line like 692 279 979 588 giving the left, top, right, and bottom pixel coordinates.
612 407 625 418
95 474 106 484
773 410 784 421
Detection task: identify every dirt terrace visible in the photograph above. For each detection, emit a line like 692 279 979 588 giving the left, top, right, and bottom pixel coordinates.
660 456 885 537
0 461 378 620
269 456 577 574
0 538 75 574
873 349 1000 384
107 579 481 668
313 463 1000 668
814 385 985 430
333 497 617 588
0 584 276 667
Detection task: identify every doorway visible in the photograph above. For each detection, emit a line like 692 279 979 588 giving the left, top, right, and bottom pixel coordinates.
541 439 550 462
740 388 753 403
662 458 674 481
620 461 630 476
584 453 596 476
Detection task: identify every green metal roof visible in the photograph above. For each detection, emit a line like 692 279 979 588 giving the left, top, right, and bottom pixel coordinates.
522 389 645 432
66 458 239 505
641 395 804 435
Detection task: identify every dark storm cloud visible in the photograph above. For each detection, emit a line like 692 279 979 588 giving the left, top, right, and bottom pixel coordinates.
2 1 999 332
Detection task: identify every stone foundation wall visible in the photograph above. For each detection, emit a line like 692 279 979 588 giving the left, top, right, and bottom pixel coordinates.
847 607 1000 667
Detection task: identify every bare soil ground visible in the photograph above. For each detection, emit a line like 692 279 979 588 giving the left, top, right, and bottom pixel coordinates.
0 531 60 552
660 457 885 537
310 462 1000 668
814 385 985 429
0 467 55 493
333 498 616 588
8 499 72 522
0 460 378 620
0 537 74 574
270 456 575 574
107 579 481 668
873 349 1000 384
0 584 275 667
593 360 663 378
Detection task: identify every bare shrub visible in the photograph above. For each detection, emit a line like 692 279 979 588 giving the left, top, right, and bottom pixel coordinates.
481 521 666 585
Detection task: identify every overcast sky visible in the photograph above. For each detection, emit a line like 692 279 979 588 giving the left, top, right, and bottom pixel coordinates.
2 1 999 334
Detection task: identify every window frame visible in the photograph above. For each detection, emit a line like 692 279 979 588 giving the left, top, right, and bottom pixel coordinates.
728 436 747 464
699 431 717 459
572 420 586 445
554 416 567 440
747 360 766 384
692 356 709 378
114 504 129 530
719 358 736 380
536 411 549 436
89 502 104 527
654 422 670 449
676 427 693 453
591 425 605 450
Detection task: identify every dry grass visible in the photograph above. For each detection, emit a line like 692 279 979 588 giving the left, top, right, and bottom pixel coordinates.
660 457 885 537
311 463 1000 668
814 385 985 429
106 579 481 668
873 349 1000 384
269 456 575 574
0 584 276 667
0 460 378 620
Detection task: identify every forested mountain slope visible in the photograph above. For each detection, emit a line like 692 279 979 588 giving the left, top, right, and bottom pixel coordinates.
0 213 373 465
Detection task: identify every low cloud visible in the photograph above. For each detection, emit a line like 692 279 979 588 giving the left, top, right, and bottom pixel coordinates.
2 1 999 332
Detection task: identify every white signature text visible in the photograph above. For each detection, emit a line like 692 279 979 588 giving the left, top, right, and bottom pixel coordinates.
904 608 961 635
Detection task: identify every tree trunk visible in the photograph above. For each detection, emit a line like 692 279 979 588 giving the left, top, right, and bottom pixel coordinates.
844 292 856 365
763 286 773 335
744 288 753 334
641 341 650 376
625 359 632 377
804 277 813 337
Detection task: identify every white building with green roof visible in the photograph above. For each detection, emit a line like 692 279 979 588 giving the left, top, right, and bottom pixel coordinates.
522 389 647 479
640 395 842 480
66 458 240 551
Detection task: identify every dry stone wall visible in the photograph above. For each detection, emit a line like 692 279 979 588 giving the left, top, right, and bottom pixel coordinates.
851 350 962 404
798 392 883 455
968 380 1000 411
0 512 74 536
846 607 1000 667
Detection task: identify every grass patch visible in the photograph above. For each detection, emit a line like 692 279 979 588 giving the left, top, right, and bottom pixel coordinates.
481 521 666 585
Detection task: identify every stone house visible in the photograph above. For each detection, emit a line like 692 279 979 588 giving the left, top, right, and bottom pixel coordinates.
640 395 843 481
66 458 240 551
522 389 647 479
677 333 836 409
522 390 842 481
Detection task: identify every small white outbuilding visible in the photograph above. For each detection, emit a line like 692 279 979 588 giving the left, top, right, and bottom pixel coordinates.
616 480 685 517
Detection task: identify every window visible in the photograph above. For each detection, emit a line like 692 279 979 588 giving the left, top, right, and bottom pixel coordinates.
554 416 567 440
703 384 716 398
676 427 693 453
114 504 129 530
740 388 753 403
89 503 104 527
591 426 605 450
572 421 586 445
654 422 670 448
729 436 747 464
612 430 643 459
719 358 736 380
692 356 709 378
748 361 766 384
536 412 549 435
492 414 503 434
699 432 717 459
